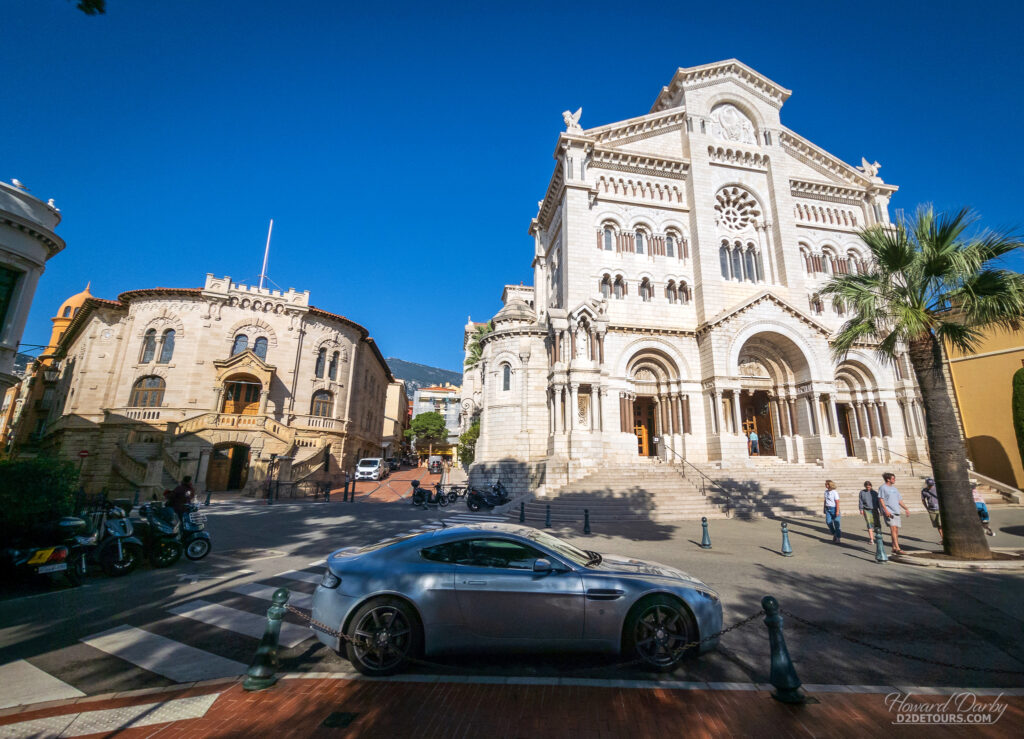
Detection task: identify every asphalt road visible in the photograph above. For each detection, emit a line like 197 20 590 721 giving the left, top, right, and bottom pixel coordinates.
1 491 1023 708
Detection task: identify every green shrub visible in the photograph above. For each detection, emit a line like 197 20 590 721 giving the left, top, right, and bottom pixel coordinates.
0 457 79 539
1013 369 1024 473
458 419 480 468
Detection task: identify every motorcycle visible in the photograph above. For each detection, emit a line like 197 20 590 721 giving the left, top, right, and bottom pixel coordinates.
0 543 76 587
179 503 212 560
465 480 510 512
134 502 184 568
83 498 145 577
410 480 449 509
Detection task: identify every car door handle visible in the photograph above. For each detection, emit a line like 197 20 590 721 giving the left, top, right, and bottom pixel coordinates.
463 580 487 585
586 589 625 600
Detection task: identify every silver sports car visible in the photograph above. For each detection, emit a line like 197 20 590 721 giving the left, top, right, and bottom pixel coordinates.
312 522 723 675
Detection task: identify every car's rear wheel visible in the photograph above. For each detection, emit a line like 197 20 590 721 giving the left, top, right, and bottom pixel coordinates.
623 594 698 672
345 597 421 676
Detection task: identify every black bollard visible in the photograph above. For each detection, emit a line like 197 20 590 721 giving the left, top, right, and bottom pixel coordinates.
204 489 212 506
584 509 591 535
781 522 793 556
700 517 712 549
243 587 290 691
133 489 140 507
519 501 525 523
761 596 807 704
545 503 551 528
267 482 274 506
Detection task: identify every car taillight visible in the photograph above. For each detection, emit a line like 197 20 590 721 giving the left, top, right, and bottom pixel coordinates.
48 548 68 563
321 569 341 589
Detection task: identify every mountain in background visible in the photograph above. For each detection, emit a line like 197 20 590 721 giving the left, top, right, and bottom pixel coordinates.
386 357 462 396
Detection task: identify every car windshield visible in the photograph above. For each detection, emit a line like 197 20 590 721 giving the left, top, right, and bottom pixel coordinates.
523 529 593 567
357 459 379 467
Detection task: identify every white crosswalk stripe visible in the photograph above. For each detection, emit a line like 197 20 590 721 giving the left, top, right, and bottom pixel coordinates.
80 625 247 682
275 569 323 584
230 582 313 609
168 599 313 648
0 661 85 710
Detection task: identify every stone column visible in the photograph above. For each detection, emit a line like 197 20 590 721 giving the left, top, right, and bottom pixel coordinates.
852 402 864 437
596 387 604 432
554 385 564 433
568 384 578 431
194 448 211 494
829 395 840 436
258 390 269 415
211 386 224 413
787 398 798 435
731 391 742 435
669 395 678 434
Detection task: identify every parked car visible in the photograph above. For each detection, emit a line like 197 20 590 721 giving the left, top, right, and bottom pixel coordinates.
428 456 443 475
386 458 400 472
354 458 388 481
311 522 723 676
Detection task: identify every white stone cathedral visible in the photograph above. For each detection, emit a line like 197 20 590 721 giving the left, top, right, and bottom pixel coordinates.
463 60 929 496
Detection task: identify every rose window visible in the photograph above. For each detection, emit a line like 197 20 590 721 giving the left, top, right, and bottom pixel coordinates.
715 187 761 232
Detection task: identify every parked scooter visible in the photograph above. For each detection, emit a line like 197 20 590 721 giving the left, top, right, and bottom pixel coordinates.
179 503 212 560
410 480 449 509
134 502 183 568
0 543 76 587
84 499 144 577
465 480 510 512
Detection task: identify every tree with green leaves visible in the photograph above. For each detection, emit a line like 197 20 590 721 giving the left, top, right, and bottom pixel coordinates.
822 206 1024 560
458 418 480 468
404 411 448 456
1013 369 1024 474
0 457 79 541
464 321 493 368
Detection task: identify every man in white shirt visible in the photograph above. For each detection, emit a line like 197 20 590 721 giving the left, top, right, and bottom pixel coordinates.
878 472 911 553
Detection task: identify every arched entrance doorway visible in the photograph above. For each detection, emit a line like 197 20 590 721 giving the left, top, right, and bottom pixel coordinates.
206 442 250 491
222 374 262 415
734 332 815 459
626 351 684 458
835 360 883 459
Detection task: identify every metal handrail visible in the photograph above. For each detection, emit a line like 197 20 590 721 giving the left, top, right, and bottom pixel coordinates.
661 444 742 514
880 445 923 477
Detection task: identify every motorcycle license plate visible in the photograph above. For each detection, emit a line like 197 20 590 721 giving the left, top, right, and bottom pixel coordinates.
37 563 67 573
27 548 55 565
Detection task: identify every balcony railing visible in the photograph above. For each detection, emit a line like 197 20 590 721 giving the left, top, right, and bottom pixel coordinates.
292 414 343 431
171 412 291 440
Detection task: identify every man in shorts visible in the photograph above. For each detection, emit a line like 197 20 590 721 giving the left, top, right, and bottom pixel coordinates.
858 481 880 545
878 472 911 554
920 477 942 542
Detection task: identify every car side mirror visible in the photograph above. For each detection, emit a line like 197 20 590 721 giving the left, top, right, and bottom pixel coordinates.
533 558 553 573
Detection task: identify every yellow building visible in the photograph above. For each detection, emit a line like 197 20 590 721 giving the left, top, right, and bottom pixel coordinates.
948 325 1024 488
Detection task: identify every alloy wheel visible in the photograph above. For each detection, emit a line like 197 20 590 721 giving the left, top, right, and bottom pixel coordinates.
351 605 413 672
633 603 692 668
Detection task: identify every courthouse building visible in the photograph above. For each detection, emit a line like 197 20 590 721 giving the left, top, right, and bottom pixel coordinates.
33 274 391 495
463 60 930 495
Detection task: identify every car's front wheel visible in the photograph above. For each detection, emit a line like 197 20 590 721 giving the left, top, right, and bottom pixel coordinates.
622 594 698 672
345 597 421 676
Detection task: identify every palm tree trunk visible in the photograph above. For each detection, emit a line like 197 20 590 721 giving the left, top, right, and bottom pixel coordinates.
907 334 992 559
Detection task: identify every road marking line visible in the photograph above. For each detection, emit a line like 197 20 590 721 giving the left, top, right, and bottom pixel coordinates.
0 693 219 738
230 582 313 609
80 626 246 683
0 660 85 710
168 600 313 648
275 569 322 584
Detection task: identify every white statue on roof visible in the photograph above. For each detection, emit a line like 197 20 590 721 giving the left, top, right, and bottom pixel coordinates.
858 157 883 182
562 107 583 132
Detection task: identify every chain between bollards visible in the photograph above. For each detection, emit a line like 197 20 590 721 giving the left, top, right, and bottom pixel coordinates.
700 517 711 549
243 587 290 691
583 509 591 535
762 596 807 704
780 522 793 557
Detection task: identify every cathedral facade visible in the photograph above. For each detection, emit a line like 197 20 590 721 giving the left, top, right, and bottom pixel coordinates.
463 60 929 495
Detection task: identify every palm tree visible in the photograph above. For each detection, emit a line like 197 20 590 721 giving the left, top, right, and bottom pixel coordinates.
464 321 493 368
821 206 1024 560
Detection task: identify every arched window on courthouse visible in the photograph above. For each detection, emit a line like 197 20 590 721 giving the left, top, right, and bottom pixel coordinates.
140 329 157 363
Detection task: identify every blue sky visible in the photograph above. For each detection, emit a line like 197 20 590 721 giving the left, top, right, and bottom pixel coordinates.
6 0 1023 372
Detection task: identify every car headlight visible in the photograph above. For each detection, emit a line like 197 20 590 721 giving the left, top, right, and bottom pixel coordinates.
696 588 720 603
320 569 341 589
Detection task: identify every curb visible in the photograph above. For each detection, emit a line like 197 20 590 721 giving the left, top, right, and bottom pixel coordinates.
894 547 1024 570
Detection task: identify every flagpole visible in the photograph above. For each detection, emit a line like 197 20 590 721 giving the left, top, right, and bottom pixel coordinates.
259 219 273 289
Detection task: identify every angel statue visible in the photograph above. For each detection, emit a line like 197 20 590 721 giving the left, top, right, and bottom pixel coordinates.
562 107 583 132
858 157 882 180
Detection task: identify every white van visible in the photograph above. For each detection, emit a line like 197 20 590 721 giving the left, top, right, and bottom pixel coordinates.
355 457 388 481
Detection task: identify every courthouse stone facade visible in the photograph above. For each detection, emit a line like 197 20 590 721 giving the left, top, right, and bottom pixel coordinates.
40 274 391 495
463 60 929 496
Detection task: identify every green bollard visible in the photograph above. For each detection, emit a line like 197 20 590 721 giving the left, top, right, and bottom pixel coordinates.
761 596 807 704
781 522 793 556
700 517 712 549
243 587 290 691
545 504 551 528
874 525 888 563
583 509 591 535
519 501 525 523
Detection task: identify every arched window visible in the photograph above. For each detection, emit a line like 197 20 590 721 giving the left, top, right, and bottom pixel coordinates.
640 278 652 302
603 227 614 251
253 336 268 360
730 246 743 281
157 329 175 363
744 248 757 283
311 390 333 417
613 276 625 299
231 334 248 355
680 282 690 304
328 351 339 380
502 363 511 391
600 274 611 299
62 306 72 317
719 244 730 278
800 248 812 274
635 230 645 255
665 281 677 304
315 348 326 378
140 329 157 363
129 376 165 408
666 235 675 258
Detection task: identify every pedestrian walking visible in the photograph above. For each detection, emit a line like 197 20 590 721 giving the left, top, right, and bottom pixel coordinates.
877 472 911 554
858 480 880 544
823 479 841 543
972 482 995 537
747 429 759 456
920 477 943 542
